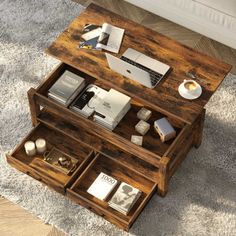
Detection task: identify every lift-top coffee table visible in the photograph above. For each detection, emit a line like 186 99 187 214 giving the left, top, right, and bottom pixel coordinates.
7 3 231 231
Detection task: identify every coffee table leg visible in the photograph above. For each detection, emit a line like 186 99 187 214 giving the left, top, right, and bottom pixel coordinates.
27 88 40 126
158 156 169 197
194 109 206 148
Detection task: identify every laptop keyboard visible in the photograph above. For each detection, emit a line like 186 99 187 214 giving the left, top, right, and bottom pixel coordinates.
120 56 163 87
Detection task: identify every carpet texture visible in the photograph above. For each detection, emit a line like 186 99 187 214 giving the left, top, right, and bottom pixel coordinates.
0 0 236 235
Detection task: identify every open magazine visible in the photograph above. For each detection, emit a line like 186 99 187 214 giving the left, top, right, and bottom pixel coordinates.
79 23 125 53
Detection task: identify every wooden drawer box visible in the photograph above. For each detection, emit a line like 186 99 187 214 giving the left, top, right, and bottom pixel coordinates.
6 123 94 194
67 153 156 231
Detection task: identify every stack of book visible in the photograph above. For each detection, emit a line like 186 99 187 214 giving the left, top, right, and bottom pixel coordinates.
87 172 142 215
108 182 142 215
48 70 86 107
70 84 108 118
87 172 118 201
94 88 131 130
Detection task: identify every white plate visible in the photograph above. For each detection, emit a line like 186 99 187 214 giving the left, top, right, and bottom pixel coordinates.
178 83 202 100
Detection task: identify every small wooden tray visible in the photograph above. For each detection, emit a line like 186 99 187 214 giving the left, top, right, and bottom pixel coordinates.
44 147 79 175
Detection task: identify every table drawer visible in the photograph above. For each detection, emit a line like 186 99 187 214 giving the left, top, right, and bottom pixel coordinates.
67 153 157 231
6 123 94 194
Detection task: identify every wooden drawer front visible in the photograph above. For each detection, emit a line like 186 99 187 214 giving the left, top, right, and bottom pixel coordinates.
67 154 157 231
7 155 65 194
169 134 194 179
7 123 94 194
161 119 196 181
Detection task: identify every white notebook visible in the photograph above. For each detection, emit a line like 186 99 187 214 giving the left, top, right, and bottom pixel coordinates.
87 172 118 201
96 23 125 53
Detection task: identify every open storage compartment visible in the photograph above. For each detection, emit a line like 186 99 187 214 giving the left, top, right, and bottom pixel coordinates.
6 123 94 194
31 63 187 167
67 153 157 230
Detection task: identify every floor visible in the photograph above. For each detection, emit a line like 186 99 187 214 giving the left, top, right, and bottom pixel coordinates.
1 0 236 236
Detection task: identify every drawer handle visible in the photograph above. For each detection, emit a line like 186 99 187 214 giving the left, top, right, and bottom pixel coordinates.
88 206 104 217
26 171 42 182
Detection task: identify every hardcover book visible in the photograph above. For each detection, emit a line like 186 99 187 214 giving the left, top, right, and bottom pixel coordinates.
94 88 131 130
79 23 124 53
96 23 124 53
108 182 142 215
87 172 118 201
48 70 85 107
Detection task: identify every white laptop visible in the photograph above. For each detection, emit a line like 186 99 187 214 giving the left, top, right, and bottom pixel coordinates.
105 48 170 88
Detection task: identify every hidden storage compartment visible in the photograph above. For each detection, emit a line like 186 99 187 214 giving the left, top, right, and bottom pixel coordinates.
7 123 94 193
36 63 96 96
113 100 183 156
34 62 186 161
67 153 156 229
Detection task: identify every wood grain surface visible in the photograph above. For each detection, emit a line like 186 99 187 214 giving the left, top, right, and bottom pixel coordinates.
0 197 52 236
7 124 94 194
4 0 236 234
68 153 156 230
46 3 232 125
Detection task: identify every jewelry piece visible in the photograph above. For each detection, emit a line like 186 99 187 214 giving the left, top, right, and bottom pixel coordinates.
58 156 71 168
186 68 198 79
186 72 196 79
43 151 51 161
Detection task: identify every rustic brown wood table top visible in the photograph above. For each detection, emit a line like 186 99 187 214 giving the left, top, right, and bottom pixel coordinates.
46 3 232 125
